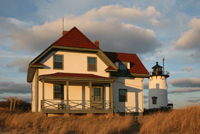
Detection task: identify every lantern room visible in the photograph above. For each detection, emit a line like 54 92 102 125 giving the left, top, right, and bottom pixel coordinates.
151 62 169 77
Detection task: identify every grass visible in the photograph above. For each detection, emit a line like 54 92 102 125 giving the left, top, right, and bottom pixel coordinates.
0 108 135 134
0 104 200 134
139 104 200 134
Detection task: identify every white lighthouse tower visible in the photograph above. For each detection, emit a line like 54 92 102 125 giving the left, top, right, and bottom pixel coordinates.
148 59 169 109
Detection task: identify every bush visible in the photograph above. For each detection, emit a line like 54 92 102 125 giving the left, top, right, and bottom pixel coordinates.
0 100 31 112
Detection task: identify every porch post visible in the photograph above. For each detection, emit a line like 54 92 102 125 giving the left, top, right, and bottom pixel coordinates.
89 82 92 109
110 82 113 113
109 83 111 109
42 79 45 110
66 81 69 110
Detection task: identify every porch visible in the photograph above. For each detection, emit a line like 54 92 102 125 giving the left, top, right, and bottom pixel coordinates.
39 72 116 114
41 99 112 114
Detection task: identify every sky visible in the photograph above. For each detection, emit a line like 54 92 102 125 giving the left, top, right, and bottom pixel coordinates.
0 0 200 109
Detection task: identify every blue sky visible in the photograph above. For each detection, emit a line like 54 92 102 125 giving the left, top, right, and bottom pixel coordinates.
0 0 200 108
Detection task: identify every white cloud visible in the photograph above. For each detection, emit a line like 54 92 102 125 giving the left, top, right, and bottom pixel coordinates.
172 18 200 50
169 77 200 87
181 67 193 72
150 19 161 27
82 5 161 22
168 88 200 94
6 57 33 73
0 94 31 102
143 81 149 89
0 82 31 94
188 98 200 103
9 5 161 54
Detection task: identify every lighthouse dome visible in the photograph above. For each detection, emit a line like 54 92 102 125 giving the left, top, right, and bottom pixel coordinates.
151 62 169 77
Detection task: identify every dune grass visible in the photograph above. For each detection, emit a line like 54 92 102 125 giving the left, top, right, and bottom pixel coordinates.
139 104 200 134
1 104 200 134
0 108 135 134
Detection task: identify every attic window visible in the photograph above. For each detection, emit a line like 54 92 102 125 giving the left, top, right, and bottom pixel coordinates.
88 57 97 71
54 55 63 69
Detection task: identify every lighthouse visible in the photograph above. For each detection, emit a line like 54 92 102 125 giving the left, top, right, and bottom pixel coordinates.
148 59 169 109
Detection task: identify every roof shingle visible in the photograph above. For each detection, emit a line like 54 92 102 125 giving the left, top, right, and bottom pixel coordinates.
33 63 44 66
40 72 115 79
104 52 149 74
52 27 99 49
105 66 117 70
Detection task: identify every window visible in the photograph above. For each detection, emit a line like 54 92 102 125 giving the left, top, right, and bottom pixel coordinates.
88 57 97 71
54 55 63 69
119 89 127 102
54 85 64 99
119 62 127 70
94 88 101 101
119 62 128 75
152 97 157 104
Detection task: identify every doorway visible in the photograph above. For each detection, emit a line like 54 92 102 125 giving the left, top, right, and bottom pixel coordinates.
91 86 103 110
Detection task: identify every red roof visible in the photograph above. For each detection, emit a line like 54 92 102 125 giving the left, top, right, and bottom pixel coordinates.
104 52 149 74
33 63 44 66
52 27 99 49
40 72 115 79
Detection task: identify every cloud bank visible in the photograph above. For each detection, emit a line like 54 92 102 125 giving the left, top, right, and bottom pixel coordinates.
4 5 162 54
0 82 31 94
169 77 200 94
6 57 33 73
0 94 31 102
168 88 200 94
169 77 200 87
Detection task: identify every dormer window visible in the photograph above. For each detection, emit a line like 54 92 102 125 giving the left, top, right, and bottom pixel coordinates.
54 55 63 69
119 62 127 70
118 62 129 75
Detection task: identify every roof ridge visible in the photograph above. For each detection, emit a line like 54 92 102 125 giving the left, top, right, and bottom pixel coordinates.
73 27 98 49
51 27 76 46
51 26 99 49
103 51 136 55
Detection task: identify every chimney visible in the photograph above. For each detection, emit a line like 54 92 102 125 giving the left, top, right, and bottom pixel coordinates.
94 40 99 48
62 31 68 36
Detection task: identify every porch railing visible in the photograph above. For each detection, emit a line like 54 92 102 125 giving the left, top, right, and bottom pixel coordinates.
113 101 127 116
41 99 111 113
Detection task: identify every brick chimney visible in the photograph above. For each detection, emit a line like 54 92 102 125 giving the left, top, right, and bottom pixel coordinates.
62 31 68 36
94 40 99 48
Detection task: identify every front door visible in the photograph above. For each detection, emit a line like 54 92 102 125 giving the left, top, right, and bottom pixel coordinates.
91 86 103 110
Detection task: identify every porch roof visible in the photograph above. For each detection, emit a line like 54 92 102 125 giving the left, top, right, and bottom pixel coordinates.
39 72 116 82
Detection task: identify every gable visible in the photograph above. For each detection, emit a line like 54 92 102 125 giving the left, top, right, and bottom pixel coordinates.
104 51 149 76
27 27 118 82
52 27 99 49
30 27 99 65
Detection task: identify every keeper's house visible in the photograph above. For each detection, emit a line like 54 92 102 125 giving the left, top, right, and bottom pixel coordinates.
27 27 149 116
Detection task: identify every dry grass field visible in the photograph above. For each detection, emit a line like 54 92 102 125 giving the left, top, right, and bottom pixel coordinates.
0 104 200 134
139 104 200 134
0 108 135 134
